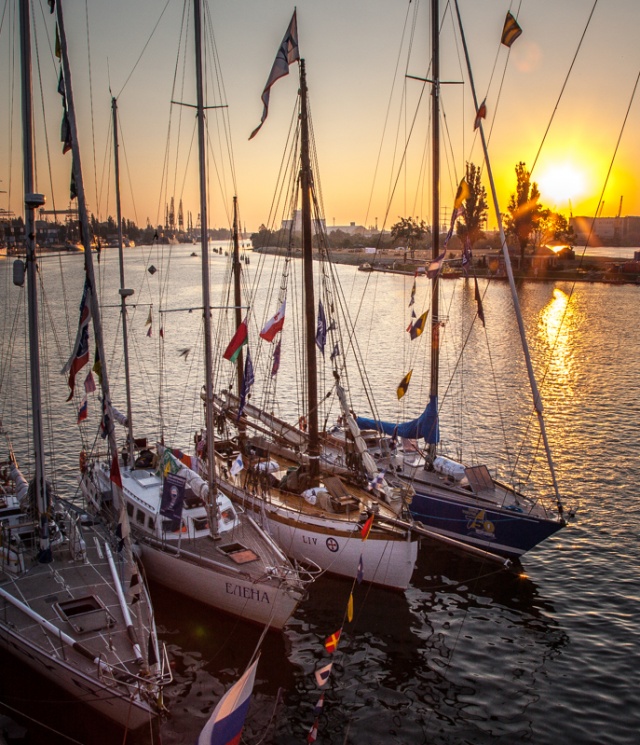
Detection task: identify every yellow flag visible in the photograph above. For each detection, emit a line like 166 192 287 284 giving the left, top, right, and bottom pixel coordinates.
501 12 522 47
397 370 413 400
347 593 354 623
453 179 471 211
145 308 153 325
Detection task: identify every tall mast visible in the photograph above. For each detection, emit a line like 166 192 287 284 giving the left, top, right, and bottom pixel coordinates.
428 0 440 459
453 0 564 516
231 196 245 439
299 59 320 482
55 2 121 504
112 96 135 463
193 0 219 535
19 0 50 561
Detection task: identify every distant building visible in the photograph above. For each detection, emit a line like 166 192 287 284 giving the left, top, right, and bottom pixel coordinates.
571 215 640 244
281 209 326 234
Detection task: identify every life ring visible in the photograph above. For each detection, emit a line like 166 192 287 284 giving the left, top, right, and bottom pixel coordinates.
298 415 307 432
79 450 87 473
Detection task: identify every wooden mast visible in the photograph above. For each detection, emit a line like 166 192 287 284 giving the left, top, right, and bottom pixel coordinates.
299 59 320 482
428 0 441 460
19 0 49 561
193 0 219 535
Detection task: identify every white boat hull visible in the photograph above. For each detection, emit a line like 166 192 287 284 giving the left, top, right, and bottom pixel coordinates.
0 605 156 730
138 541 302 630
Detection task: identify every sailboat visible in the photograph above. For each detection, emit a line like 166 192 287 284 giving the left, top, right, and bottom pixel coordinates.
80 0 310 631
0 0 169 729
211 15 419 591
353 0 567 561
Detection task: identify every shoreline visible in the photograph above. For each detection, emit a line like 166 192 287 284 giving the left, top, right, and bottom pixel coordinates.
253 246 640 285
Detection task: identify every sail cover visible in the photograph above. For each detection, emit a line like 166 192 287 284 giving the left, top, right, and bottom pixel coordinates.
356 395 440 443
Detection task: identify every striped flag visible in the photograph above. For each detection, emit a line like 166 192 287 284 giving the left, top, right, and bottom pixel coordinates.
501 12 522 47
198 658 259 745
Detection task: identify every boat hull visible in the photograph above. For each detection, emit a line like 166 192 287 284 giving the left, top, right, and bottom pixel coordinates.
408 489 564 558
0 617 155 730
137 541 302 630
230 494 418 590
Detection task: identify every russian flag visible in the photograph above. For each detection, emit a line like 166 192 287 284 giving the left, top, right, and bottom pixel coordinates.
198 657 259 745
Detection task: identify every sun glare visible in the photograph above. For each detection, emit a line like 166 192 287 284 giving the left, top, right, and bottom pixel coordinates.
538 164 586 206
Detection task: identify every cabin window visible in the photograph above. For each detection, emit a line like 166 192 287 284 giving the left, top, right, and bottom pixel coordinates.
147 517 155 530
220 507 236 524
54 595 113 633
126 503 134 518
136 509 145 525
193 517 208 531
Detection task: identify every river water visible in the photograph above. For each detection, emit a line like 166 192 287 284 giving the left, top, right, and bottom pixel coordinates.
0 245 638 745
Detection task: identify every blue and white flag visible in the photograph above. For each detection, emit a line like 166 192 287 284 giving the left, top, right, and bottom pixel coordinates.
315 301 327 355
230 453 244 477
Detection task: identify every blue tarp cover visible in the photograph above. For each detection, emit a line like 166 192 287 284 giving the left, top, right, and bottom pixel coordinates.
356 395 440 443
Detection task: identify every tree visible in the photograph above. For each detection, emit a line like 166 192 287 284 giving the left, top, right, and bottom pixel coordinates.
505 162 543 263
390 216 429 259
532 210 576 249
455 162 488 245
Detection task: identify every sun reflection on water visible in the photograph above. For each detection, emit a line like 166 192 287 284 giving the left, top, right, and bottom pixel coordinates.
538 288 575 391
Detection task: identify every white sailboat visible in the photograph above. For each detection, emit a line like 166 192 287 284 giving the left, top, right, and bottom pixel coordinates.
0 0 169 729
80 0 310 631
211 15 419 591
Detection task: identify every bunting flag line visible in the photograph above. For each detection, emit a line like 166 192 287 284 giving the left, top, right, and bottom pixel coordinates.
260 300 286 342
271 339 281 376
474 99 487 130
64 325 90 401
77 399 88 424
84 370 96 394
93 346 103 387
61 278 92 374
361 514 375 541
197 657 259 745
230 453 244 477
356 555 364 584
314 662 333 688
397 369 413 400
145 308 152 326
347 592 354 622
368 470 385 492
237 350 255 421
324 629 342 654
330 343 340 361
223 320 248 362
249 11 300 139
474 276 486 327
501 11 522 47
409 311 429 340
462 235 473 274
409 277 416 307
315 301 327 354
146 325 152 337
453 178 471 214
110 452 123 490
129 566 141 605
313 693 325 716
426 250 446 278
307 719 319 743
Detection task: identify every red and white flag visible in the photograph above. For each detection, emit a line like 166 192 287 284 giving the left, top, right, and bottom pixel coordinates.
260 300 286 342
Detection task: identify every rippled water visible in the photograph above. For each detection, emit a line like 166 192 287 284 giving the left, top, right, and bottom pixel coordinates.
1 248 638 744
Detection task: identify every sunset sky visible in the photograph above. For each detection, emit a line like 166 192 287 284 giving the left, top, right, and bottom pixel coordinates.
2 0 639 234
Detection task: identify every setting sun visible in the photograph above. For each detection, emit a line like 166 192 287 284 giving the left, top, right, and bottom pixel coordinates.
538 163 587 207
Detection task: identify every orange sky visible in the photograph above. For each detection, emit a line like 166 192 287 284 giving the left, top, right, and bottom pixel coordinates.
2 0 639 234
